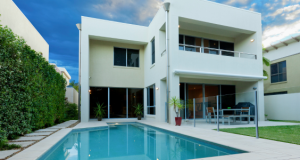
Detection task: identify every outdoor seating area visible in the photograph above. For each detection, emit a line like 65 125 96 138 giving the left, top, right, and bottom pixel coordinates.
206 107 256 125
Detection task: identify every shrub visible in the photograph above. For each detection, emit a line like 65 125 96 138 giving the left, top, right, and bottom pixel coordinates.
65 103 78 120
0 26 66 140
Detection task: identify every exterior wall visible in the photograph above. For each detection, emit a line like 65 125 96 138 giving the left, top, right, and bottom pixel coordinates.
265 93 300 121
0 0 49 61
66 88 78 105
264 43 300 94
89 40 144 88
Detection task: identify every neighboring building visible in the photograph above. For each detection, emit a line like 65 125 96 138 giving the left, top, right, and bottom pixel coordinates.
78 0 265 123
66 87 78 105
0 0 49 61
58 67 72 86
263 34 300 95
50 64 72 86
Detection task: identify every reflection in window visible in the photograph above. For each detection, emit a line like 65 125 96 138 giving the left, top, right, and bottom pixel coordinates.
271 61 287 83
147 84 155 115
114 47 139 67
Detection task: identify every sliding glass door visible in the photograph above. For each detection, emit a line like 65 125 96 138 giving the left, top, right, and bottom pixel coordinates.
180 84 236 119
90 87 143 119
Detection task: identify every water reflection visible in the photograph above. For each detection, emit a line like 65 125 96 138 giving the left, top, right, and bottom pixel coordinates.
43 124 241 160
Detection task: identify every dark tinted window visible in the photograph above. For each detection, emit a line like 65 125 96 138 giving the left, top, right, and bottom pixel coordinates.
127 49 139 67
147 84 155 115
114 48 126 66
185 36 195 45
151 39 155 64
179 35 184 44
271 61 287 83
220 42 234 57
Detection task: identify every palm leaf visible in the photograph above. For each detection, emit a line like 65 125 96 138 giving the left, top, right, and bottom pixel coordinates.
263 57 270 66
263 70 269 80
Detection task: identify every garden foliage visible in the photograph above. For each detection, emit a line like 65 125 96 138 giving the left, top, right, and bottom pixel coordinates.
0 26 66 140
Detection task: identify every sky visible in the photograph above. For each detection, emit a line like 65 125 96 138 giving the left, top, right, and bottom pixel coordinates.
12 0 300 83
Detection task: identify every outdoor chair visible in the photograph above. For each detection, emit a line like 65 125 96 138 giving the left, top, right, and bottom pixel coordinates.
206 107 217 124
240 107 251 123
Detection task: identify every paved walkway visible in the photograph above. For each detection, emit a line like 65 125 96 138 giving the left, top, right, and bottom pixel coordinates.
0 120 78 160
6 119 300 160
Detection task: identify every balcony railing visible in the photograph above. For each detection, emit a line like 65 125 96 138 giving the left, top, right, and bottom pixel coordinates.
179 44 257 60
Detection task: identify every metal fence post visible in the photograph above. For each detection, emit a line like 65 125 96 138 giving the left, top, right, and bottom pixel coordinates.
217 96 219 132
255 90 259 139
193 98 195 127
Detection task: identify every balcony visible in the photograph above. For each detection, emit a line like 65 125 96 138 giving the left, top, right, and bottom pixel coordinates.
178 34 257 60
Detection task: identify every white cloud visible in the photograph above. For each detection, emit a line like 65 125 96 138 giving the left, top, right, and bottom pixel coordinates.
262 19 300 47
285 9 300 20
225 0 250 5
266 4 300 20
93 0 163 23
282 0 300 6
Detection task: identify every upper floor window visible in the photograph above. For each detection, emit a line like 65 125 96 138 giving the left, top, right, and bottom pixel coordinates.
151 39 155 64
147 84 155 115
271 61 287 83
114 47 139 67
179 34 234 56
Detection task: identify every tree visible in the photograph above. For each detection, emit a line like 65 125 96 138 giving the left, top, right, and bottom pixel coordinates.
262 46 270 79
69 80 78 91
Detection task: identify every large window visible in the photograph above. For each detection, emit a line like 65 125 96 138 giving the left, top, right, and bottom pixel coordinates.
151 39 155 64
271 61 287 83
147 84 155 115
114 47 139 67
89 87 108 118
179 35 234 56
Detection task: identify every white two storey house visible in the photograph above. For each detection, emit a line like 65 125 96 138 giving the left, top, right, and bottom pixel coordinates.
78 0 265 124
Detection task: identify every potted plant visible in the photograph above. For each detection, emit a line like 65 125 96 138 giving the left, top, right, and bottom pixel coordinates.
169 96 184 126
265 114 268 121
133 103 143 120
95 103 106 121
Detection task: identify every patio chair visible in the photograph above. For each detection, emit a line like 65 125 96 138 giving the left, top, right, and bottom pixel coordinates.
240 107 250 123
206 107 216 124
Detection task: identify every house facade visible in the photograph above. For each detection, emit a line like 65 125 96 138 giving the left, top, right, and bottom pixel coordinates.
0 0 49 61
263 35 300 95
78 0 265 124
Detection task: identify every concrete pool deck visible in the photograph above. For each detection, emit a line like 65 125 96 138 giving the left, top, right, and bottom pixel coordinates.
8 119 300 160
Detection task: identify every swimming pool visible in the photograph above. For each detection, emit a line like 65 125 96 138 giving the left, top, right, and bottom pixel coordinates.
39 122 246 160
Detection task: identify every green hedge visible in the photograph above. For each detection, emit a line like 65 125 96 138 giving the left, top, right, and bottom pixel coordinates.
0 26 66 140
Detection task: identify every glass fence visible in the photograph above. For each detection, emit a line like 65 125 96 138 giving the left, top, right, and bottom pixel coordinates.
179 44 257 60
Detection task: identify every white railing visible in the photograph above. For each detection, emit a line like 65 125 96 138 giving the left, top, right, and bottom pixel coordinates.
179 44 257 60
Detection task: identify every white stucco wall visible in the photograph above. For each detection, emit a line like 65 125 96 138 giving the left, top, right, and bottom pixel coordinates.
264 41 300 61
89 40 144 88
0 0 49 61
265 93 300 121
66 87 78 105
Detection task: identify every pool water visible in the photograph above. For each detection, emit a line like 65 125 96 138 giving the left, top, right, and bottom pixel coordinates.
40 123 246 160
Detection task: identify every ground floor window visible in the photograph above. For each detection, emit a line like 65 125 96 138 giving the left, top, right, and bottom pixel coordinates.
90 87 143 119
147 84 155 115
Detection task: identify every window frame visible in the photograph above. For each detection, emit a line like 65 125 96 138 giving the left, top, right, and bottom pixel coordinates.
151 38 155 65
147 84 156 115
270 61 287 83
113 47 140 68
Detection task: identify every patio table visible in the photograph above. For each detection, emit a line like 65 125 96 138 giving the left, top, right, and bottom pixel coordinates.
218 109 254 125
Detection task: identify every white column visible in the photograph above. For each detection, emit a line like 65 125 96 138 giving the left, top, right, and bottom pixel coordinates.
80 32 90 122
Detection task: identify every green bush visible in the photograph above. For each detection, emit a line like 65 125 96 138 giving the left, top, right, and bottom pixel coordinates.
0 26 66 140
65 102 78 120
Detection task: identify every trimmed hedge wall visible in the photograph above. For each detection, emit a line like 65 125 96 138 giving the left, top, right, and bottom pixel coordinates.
0 26 66 139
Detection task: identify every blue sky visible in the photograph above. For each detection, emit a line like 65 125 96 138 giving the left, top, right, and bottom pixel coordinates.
13 0 300 83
